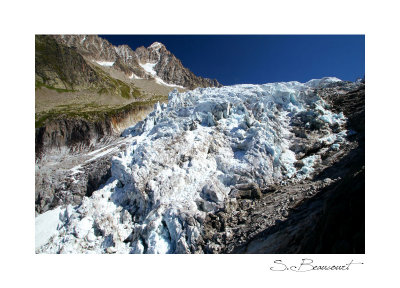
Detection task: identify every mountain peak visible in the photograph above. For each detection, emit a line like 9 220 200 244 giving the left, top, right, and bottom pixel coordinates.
149 42 165 50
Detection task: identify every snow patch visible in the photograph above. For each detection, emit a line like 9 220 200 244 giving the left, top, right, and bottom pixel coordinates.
85 147 118 163
149 42 164 50
129 72 141 79
139 62 157 76
96 61 115 67
35 207 64 250
139 61 184 88
155 76 184 89
70 165 83 175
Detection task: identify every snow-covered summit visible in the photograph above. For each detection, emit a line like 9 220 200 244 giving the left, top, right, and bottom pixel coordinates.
36 78 354 254
149 42 164 50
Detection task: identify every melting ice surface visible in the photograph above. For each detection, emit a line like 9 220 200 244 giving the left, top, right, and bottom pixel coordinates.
36 77 348 254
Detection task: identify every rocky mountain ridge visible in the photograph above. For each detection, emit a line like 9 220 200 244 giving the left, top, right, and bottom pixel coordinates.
35 35 145 101
53 35 222 89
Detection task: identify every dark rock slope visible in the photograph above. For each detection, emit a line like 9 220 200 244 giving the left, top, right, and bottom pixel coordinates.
35 104 155 214
201 83 365 254
35 102 155 159
35 35 100 90
135 42 222 89
35 118 113 159
54 35 118 62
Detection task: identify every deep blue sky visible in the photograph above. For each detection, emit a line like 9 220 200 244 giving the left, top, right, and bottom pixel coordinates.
100 35 365 85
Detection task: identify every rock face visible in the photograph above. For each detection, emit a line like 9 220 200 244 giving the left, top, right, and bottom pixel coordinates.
114 44 148 79
55 35 118 62
35 103 154 159
36 154 114 215
135 42 222 89
35 35 101 90
35 102 155 215
35 104 155 214
52 35 222 89
35 118 113 159
35 35 141 99
36 77 364 254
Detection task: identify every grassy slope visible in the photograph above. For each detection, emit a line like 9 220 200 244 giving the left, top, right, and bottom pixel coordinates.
35 96 168 128
35 36 141 100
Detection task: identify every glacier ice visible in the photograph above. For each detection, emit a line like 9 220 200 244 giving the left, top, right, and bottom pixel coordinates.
36 78 351 254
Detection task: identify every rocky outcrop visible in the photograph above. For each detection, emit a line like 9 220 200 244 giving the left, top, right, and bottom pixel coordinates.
35 118 113 159
35 35 101 90
36 155 113 215
203 139 364 254
53 35 150 80
35 103 155 159
135 42 222 89
113 45 149 79
54 35 118 62
35 103 155 214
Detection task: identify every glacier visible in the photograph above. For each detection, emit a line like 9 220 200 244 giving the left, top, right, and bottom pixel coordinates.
36 77 351 254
